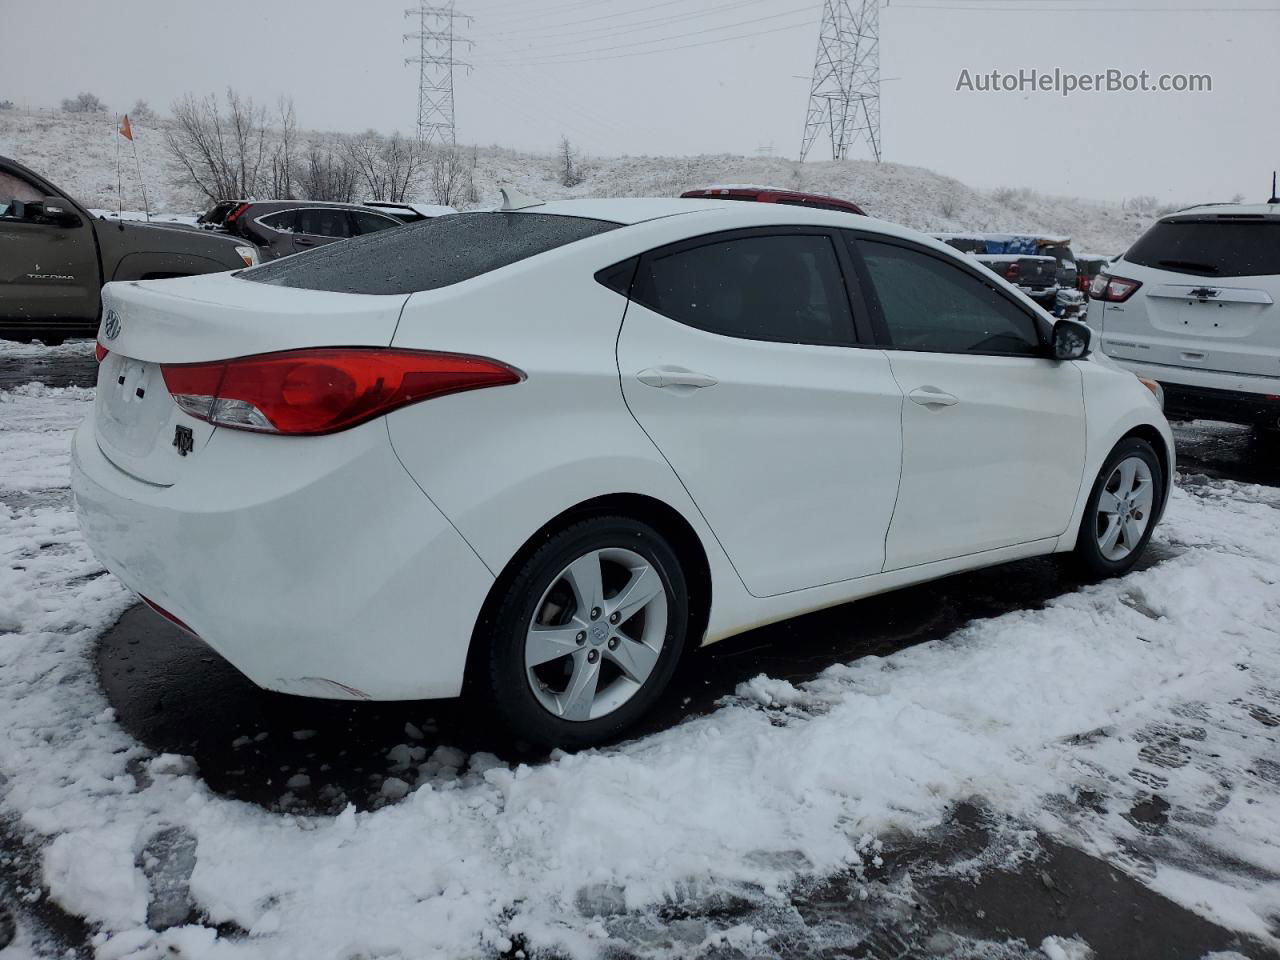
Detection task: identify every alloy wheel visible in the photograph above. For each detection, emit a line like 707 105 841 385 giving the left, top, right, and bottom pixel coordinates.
524 547 669 722
1094 455 1155 562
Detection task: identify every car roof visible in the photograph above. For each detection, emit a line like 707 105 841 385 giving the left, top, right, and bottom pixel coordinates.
1162 202 1280 219
512 197 975 255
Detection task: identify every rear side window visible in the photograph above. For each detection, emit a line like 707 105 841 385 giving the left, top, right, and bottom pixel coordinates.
258 210 297 233
1125 218 1280 278
351 211 401 235
297 208 352 239
858 239 1043 356
631 234 855 345
242 212 621 294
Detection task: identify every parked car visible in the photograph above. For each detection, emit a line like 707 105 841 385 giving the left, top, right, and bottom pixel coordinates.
1075 253 1111 296
72 193 1172 748
200 200 406 261
937 232 1082 317
973 253 1059 305
0 155 257 343
1087 203 1280 430
363 200 457 223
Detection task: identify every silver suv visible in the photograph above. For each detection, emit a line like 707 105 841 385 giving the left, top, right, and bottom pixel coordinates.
1087 203 1280 430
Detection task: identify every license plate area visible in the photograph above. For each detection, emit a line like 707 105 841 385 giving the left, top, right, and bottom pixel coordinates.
95 352 214 485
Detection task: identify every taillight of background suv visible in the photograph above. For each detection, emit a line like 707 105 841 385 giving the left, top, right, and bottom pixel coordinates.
1090 274 1143 303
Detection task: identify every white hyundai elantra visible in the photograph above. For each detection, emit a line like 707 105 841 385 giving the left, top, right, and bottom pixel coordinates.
72 192 1173 747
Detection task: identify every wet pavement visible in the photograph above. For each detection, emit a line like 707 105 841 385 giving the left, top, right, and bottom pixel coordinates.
12 349 1280 958
0 340 98 390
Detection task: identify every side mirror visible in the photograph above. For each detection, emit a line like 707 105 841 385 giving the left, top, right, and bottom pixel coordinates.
39 196 80 226
1051 317 1092 361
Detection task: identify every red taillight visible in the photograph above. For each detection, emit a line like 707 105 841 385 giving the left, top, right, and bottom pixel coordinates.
225 202 251 224
160 347 523 436
1093 274 1142 303
95 342 109 363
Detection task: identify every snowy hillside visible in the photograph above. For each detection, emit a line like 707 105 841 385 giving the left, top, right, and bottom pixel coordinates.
1 107 1147 253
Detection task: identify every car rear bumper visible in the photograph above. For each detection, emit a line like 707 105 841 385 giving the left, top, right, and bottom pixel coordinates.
71 415 494 700
1095 357 1280 426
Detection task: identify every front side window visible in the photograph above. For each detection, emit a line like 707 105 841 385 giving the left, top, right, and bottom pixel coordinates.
857 239 1043 356
632 233 855 345
297 208 352 239
0 170 47 220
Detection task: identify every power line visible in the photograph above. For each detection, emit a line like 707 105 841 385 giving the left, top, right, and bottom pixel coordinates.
893 3 1278 9
474 6 819 65
472 0 778 45
472 18 814 67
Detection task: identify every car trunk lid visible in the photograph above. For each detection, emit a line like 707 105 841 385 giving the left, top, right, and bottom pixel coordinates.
93 273 408 486
1099 263 1280 378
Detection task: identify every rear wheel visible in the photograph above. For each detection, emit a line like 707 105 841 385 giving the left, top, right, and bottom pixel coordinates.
1072 438 1163 579
485 516 688 748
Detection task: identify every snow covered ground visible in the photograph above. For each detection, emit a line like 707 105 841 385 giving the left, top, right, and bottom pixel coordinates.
1 351 1279 958
1 109 1148 253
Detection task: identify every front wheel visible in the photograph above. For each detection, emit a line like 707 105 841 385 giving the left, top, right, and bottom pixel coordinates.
484 516 689 748
1071 438 1164 579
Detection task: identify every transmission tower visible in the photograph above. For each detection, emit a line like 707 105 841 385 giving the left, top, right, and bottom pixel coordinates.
404 2 472 146
800 0 881 163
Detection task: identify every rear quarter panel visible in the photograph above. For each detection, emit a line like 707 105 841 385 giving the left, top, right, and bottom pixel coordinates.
384 220 749 640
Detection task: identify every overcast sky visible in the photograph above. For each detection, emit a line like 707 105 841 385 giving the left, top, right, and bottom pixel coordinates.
2 0 1275 204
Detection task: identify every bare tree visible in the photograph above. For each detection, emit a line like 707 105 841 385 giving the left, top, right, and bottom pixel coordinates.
61 92 107 114
165 89 270 201
558 135 585 188
344 130 426 202
429 148 468 207
130 99 156 121
269 98 298 199
295 142 358 202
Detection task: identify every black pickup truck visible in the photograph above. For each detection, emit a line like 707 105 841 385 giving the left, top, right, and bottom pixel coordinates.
1 155 258 343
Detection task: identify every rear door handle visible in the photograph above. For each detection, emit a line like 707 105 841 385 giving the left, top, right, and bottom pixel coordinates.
636 367 718 389
908 386 959 407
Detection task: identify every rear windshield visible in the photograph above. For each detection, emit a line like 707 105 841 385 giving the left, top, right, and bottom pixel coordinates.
240 212 621 294
1125 218 1280 278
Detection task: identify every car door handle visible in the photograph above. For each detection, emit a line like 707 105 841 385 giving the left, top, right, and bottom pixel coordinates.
908 386 959 407
295 237 317 247
636 367 718 389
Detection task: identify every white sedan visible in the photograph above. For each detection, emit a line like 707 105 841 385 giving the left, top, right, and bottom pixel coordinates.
72 192 1173 747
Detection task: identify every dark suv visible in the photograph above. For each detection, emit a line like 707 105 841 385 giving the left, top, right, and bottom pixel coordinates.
200 200 404 261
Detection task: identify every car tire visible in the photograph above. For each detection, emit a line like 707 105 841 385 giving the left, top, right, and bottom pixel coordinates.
484 516 689 749
1071 437 1164 580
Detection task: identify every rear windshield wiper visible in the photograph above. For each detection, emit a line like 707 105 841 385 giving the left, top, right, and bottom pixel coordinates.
1155 259 1220 275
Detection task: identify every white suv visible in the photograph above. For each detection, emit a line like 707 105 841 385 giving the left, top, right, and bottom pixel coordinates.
1088 203 1280 430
